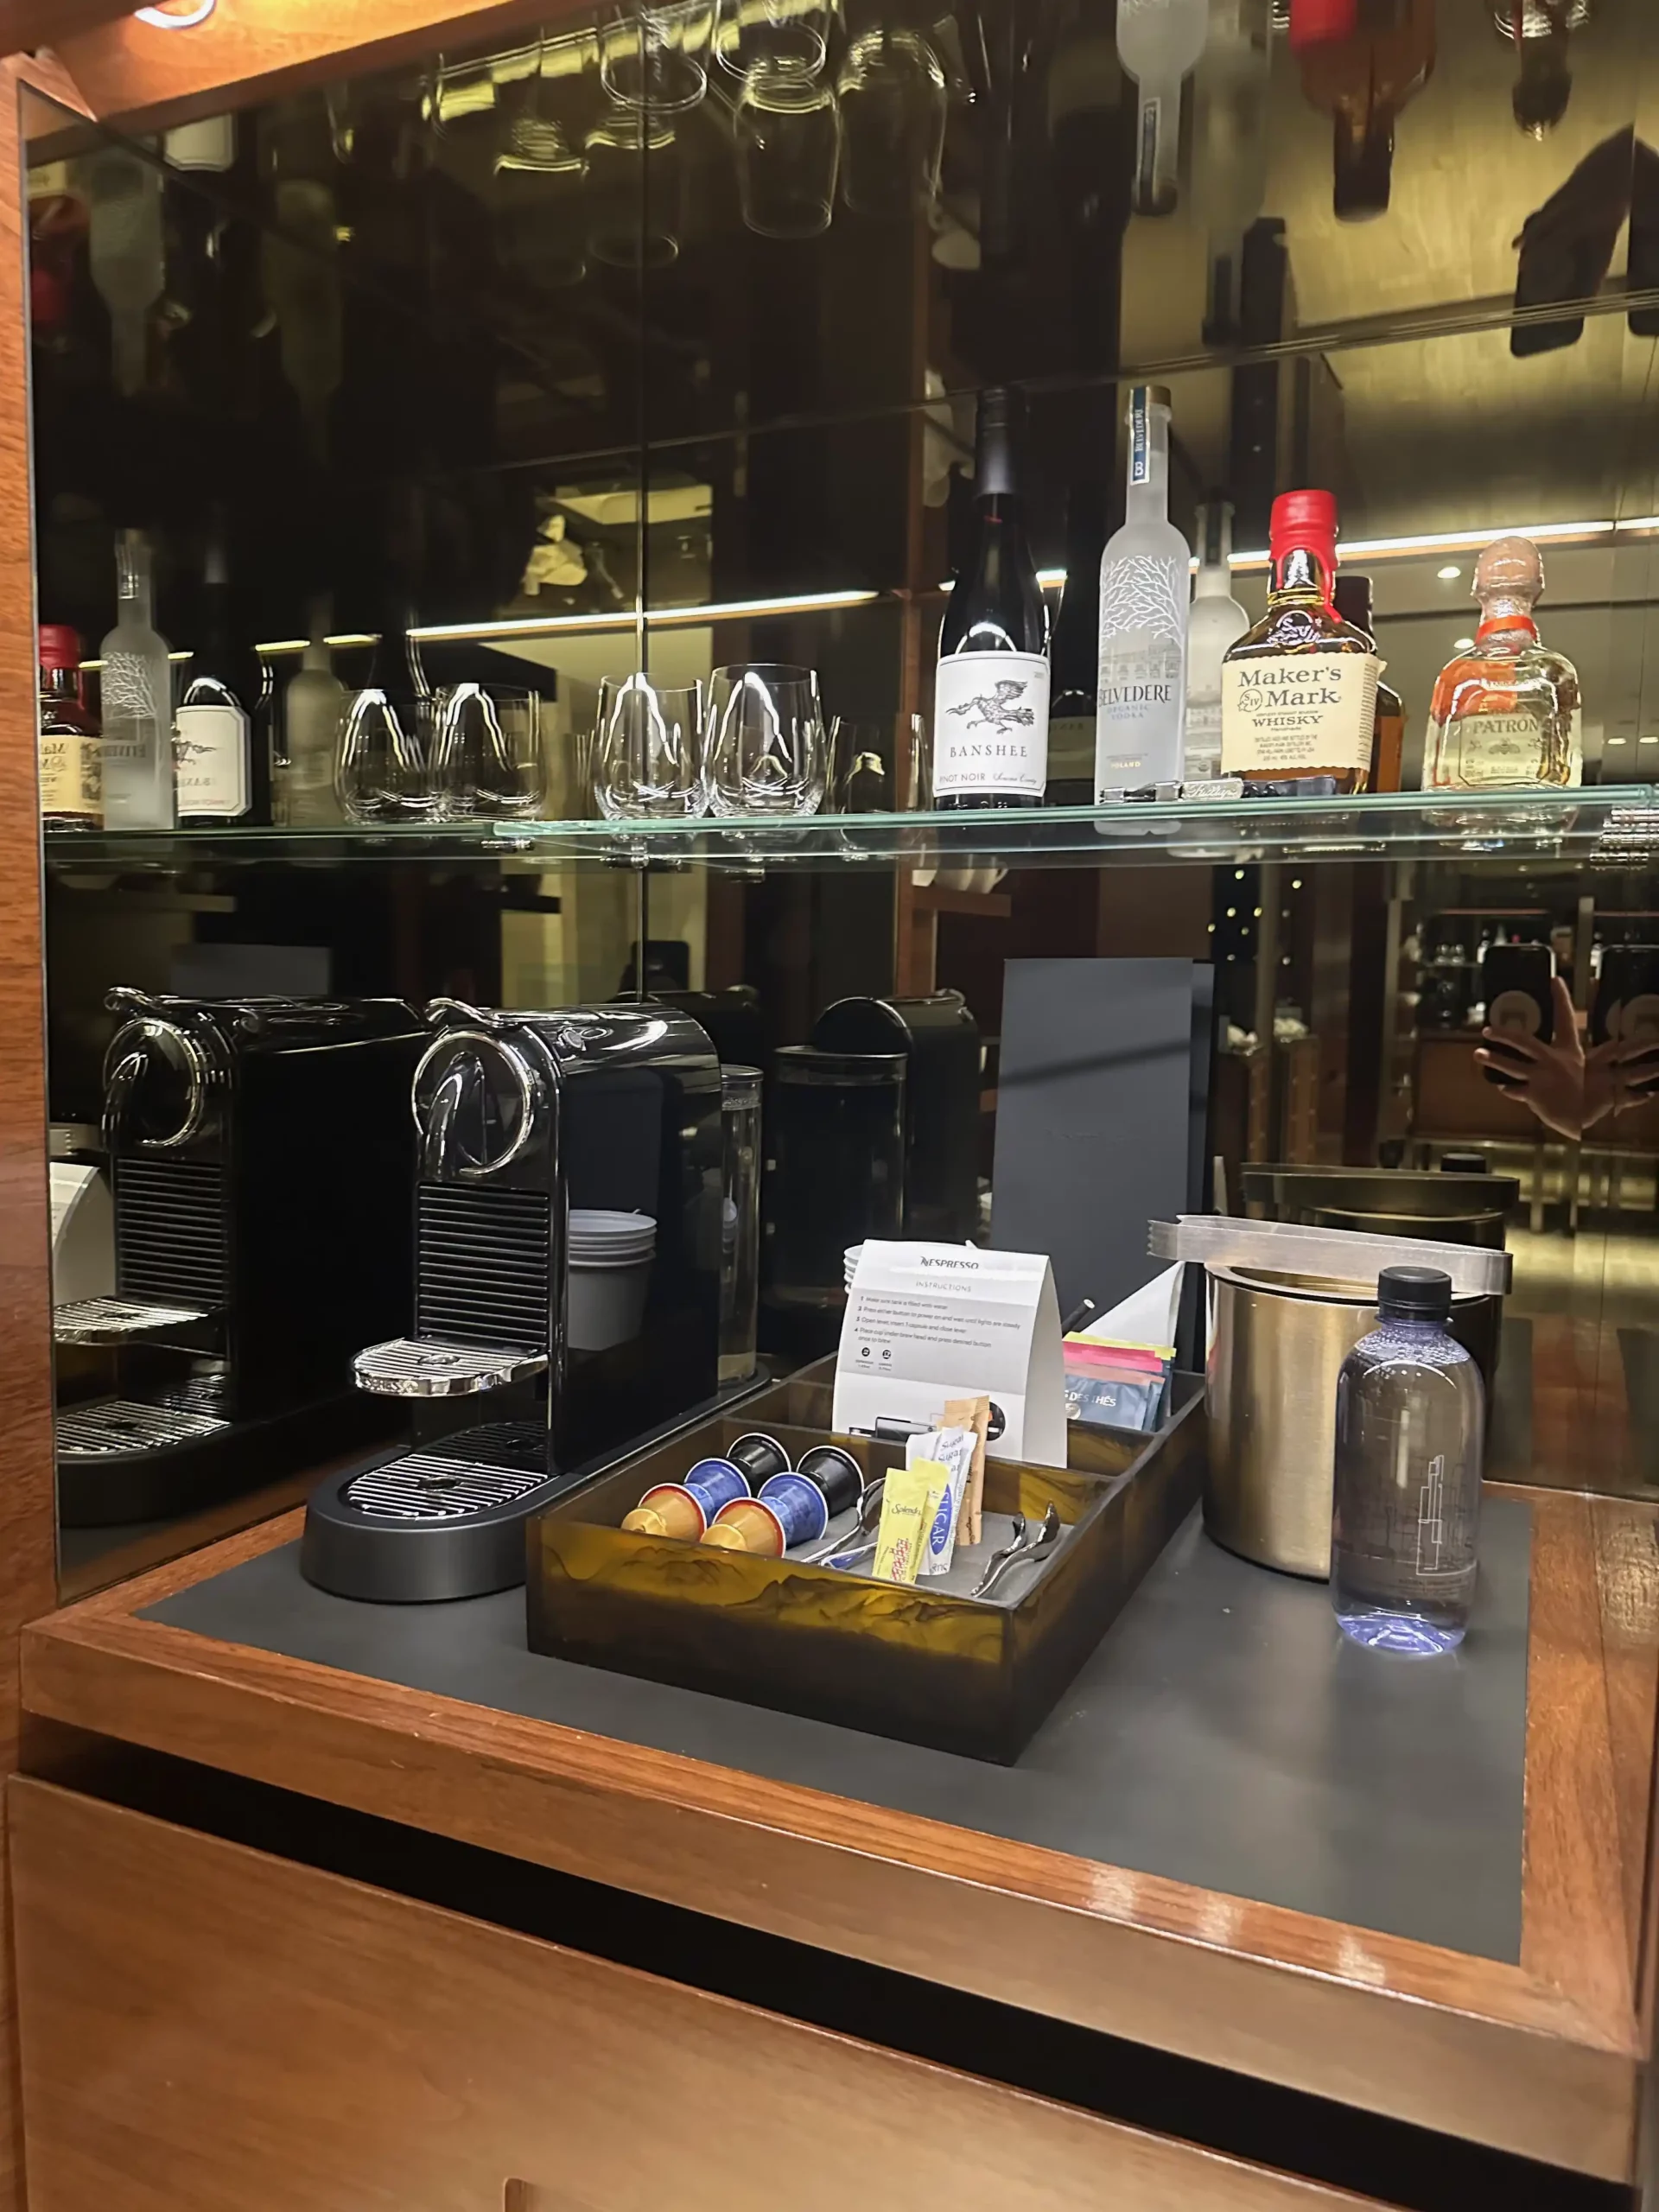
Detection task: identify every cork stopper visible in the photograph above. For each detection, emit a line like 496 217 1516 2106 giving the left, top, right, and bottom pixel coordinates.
1473 535 1544 604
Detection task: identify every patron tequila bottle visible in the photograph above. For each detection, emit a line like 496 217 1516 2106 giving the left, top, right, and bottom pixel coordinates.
1424 536 1580 791
1220 488 1378 796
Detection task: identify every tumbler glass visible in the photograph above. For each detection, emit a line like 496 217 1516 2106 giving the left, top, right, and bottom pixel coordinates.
707 663 827 817
601 0 713 113
716 0 836 77
720 1065 762 1382
593 674 708 818
734 61 840 238
334 690 438 823
836 29 946 219
429 684 547 820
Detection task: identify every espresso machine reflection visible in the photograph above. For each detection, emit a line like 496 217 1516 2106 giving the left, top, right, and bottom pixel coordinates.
302 997 722 1600
53 990 423 1525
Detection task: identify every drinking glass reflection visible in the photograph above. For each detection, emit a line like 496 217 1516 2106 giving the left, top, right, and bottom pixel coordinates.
707 664 826 817
716 0 836 78
601 0 714 112
334 691 437 823
734 60 841 238
430 684 547 820
836 29 945 219
594 675 708 818
585 108 683 266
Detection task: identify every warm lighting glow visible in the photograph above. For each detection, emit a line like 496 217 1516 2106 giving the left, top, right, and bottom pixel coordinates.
1452 635 1475 652
408 588 880 646
134 0 217 24
1437 564 1463 580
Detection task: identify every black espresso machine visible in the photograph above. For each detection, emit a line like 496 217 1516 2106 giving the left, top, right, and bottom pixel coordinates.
53 990 423 1525
302 998 723 1600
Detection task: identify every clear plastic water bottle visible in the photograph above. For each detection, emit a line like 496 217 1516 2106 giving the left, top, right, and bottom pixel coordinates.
1331 1266 1485 1656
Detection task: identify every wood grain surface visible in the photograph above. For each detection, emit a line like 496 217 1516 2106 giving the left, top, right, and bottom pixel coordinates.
21 1486 1658 2182
0 0 130 52
10 1778 1392 2212
51 0 588 132
0 59 71 2212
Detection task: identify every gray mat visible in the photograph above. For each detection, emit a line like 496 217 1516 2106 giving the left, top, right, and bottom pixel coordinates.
145 1497 1531 1962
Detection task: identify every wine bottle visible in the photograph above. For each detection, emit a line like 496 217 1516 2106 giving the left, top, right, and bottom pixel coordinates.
99 531 175 831
176 530 266 824
1046 479 1107 804
934 387 1050 811
38 626 101 830
1096 385 1191 794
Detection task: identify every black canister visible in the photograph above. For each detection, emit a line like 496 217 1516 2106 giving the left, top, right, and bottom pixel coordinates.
765 1046 906 1313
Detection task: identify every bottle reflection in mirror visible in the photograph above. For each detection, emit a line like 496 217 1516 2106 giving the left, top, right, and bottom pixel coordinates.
280 601 346 827
100 531 176 831
1192 0 1272 340
836 30 946 219
828 717 893 810
1497 0 1586 137
263 177 343 457
1116 0 1209 214
1298 0 1433 221
1046 479 1107 804
734 60 842 238
962 0 1044 267
1096 385 1189 795
83 143 166 397
1046 0 1134 371
1332 572 1405 792
935 385 1049 810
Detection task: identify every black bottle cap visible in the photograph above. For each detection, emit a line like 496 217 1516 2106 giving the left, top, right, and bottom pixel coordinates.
975 385 1024 500
1376 1266 1453 1322
1332 572 1375 637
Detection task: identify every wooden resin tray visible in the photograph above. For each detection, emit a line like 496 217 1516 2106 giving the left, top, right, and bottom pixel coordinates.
525 1374 1204 1763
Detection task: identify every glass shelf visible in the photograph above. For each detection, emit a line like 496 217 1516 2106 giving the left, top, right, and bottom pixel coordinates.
42 788 1659 875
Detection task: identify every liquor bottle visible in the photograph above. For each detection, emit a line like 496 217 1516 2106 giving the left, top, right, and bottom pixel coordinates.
1116 0 1210 214
934 387 1050 811
280 603 347 827
1288 0 1357 48
1423 537 1580 791
1298 0 1434 220
1192 0 1272 340
99 531 176 830
175 533 265 824
38 626 101 830
1331 1266 1484 1656
1332 573 1406 791
1219 488 1379 797
83 143 166 396
1046 0 1134 372
1046 478 1107 804
1497 0 1586 137
1183 499 1249 782
1095 385 1190 795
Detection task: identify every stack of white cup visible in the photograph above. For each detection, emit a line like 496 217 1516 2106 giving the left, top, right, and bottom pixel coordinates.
568 1210 657 1351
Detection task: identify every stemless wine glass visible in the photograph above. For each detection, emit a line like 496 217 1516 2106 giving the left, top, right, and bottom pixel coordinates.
715 0 836 77
707 664 826 817
601 0 713 112
836 29 946 218
334 689 439 823
734 61 840 238
593 674 708 818
429 684 547 820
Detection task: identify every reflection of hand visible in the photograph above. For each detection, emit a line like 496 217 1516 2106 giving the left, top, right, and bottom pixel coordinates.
1590 1034 1659 1119
1476 976 1592 1139
1513 124 1635 295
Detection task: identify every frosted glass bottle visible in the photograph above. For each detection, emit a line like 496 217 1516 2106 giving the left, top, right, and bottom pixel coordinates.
1116 0 1210 213
84 144 165 397
99 531 176 830
1183 499 1249 780
282 608 346 826
1331 1267 1485 1657
1095 385 1190 794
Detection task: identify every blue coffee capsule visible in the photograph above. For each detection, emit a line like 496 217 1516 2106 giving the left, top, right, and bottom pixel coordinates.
683 1458 753 1510
758 1471 831 1548
795 1444 862 1519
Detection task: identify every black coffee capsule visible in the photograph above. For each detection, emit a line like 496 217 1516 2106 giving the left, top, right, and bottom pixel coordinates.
728 1431 792 1484
795 1443 863 1519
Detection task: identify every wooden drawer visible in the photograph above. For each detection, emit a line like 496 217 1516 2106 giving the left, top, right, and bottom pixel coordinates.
10 1779 1382 2212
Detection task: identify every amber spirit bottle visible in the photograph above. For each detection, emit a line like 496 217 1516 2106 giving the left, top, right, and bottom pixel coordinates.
1332 572 1406 791
1219 488 1380 797
1424 537 1580 791
38 626 101 829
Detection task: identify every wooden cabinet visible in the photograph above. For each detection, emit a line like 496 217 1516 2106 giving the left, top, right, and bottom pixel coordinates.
10 1777 1382 2212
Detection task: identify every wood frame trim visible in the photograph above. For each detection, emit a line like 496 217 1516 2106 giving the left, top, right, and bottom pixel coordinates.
22 1485 1657 2184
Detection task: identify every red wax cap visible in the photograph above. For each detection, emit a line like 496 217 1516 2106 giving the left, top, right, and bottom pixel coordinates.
38 624 82 670
1270 489 1340 564
1288 0 1357 48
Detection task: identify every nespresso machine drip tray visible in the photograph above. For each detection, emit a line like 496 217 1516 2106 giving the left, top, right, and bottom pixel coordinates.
302 1422 583 1603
